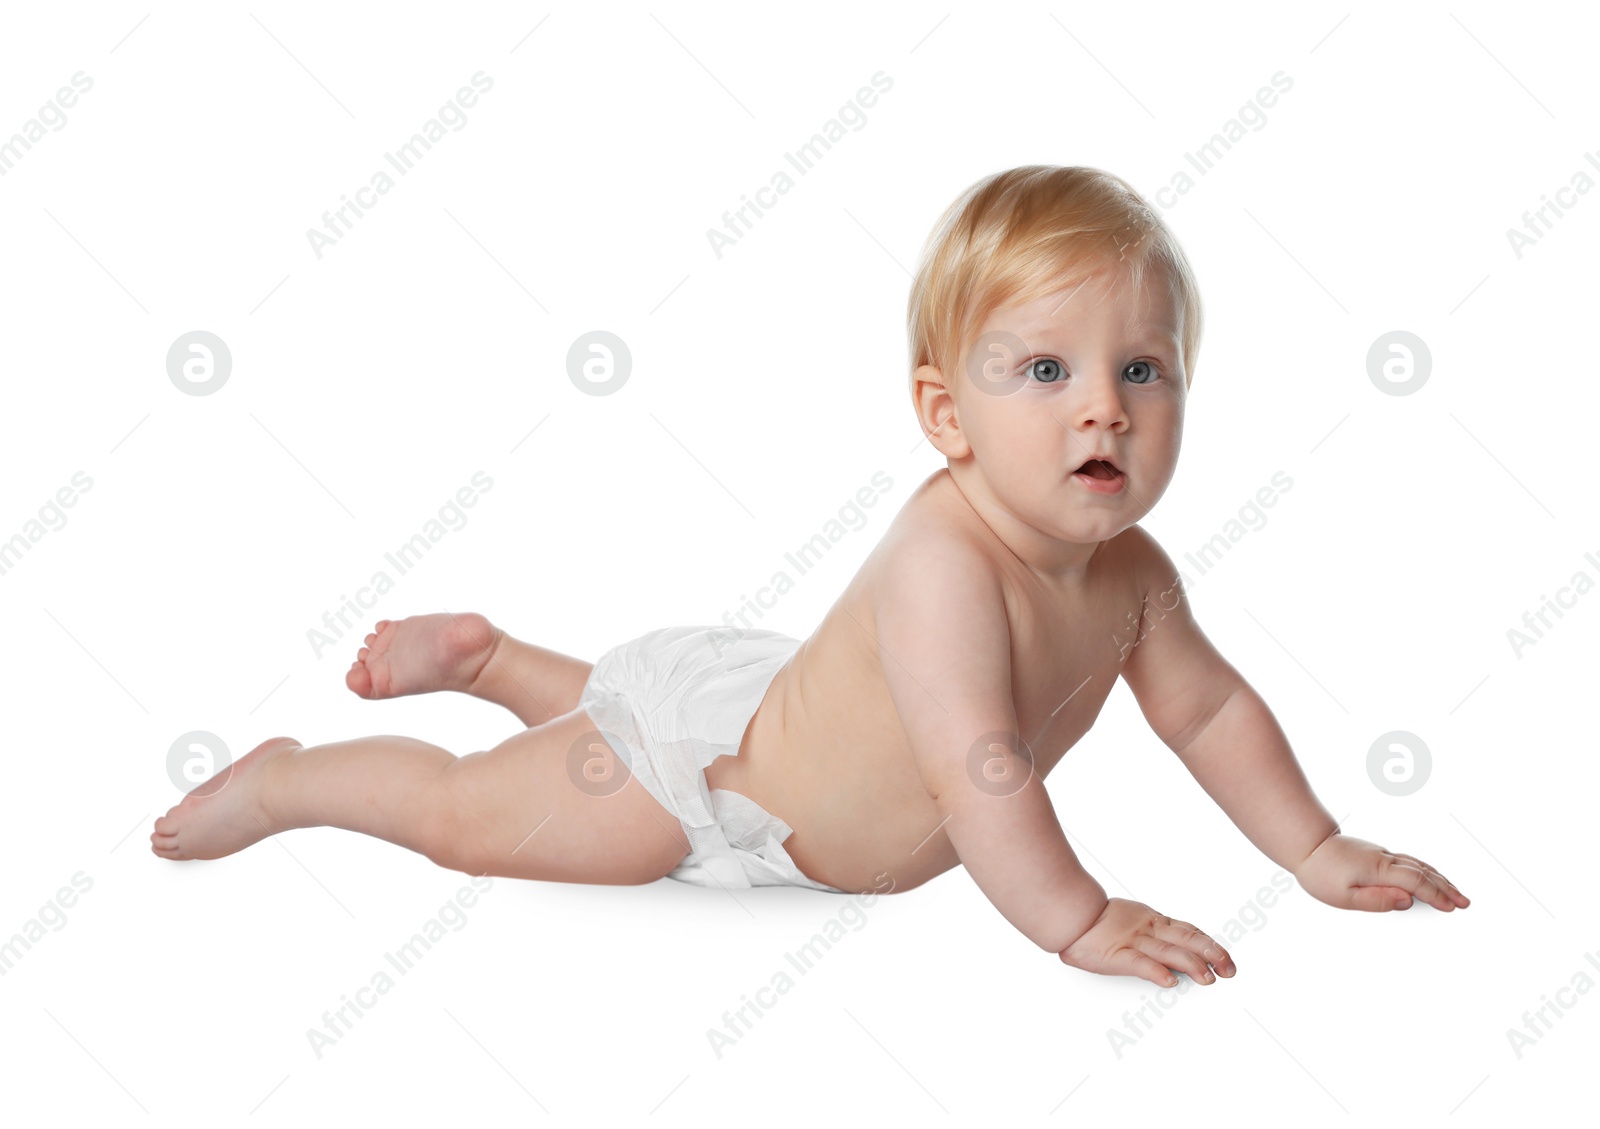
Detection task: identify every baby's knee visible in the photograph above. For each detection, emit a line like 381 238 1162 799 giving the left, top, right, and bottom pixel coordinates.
416 812 479 875
416 759 497 872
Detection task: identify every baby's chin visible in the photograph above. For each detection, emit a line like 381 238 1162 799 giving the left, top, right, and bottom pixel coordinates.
1066 516 1143 544
1027 505 1143 546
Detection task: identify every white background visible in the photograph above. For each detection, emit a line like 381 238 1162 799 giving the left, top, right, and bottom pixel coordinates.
0 1 1594 1125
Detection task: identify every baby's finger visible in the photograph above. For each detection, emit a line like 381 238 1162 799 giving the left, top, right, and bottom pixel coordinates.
1135 935 1217 986
1437 874 1470 907
1391 853 1471 907
1347 884 1413 912
1395 850 1465 895
1062 943 1177 988
1392 853 1433 872
1115 947 1188 989
1381 859 1455 910
1155 919 1235 978
1417 865 1470 907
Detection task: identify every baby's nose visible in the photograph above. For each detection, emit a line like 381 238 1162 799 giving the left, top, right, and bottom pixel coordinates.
1068 379 1128 429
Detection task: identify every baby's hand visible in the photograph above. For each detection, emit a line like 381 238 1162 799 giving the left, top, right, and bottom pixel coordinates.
1057 897 1235 988
1293 833 1470 912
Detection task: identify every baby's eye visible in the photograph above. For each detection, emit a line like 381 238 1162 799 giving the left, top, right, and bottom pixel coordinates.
1124 361 1158 384
1026 358 1065 383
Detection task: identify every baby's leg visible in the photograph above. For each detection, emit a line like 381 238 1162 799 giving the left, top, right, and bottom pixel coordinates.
151 709 689 884
346 612 592 728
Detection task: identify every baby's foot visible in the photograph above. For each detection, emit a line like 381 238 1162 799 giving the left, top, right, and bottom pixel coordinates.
151 736 299 861
345 612 501 700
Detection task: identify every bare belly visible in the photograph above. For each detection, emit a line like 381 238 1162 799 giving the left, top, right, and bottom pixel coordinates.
702 618 963 895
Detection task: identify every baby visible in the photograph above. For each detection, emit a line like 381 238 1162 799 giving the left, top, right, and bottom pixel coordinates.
153 164 1468 988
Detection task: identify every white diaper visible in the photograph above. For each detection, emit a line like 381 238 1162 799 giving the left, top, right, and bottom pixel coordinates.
579 625 843 893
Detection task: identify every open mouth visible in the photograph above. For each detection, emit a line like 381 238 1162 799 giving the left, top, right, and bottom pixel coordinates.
1073 458 1122 481
1071 456 1126 494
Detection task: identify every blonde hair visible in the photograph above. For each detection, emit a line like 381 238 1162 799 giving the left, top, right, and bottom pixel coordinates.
906 165 1202 397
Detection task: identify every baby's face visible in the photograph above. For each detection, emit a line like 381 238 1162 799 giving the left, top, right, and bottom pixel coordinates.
947 265 1187 552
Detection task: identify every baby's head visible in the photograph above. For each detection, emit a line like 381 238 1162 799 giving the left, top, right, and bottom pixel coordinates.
905 166 1203 559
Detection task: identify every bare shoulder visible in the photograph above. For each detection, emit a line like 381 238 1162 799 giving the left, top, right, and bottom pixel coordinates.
872 477 1007 604
874 515 1004 617
863 481 1012 677
1105 522 1185 608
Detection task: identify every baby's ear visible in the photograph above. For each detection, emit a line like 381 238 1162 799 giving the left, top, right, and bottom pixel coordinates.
912 365 967 458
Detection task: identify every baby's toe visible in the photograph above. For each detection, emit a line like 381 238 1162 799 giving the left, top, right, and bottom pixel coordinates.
346 661 375 698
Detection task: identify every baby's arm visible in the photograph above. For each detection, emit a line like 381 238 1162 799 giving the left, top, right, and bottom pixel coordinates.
1119 527 1468 912
1118 528 1337 872
875 538 1231 985
875 540 1103 949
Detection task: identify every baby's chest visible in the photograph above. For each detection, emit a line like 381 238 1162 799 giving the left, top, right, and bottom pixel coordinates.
1007 588 1143 768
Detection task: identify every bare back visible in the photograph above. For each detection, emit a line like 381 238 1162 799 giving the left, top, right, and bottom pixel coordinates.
703 468 1148 893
